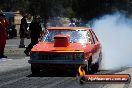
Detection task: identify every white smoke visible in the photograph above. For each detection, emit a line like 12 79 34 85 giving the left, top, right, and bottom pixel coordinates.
92 12 132 70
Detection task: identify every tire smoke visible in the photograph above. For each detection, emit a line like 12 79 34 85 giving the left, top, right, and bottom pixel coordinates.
92 12 132 70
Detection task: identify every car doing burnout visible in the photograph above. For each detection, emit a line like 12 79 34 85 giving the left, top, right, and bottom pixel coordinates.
29 27 102 75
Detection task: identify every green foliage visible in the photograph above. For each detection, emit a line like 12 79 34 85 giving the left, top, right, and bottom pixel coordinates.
0 0 130 20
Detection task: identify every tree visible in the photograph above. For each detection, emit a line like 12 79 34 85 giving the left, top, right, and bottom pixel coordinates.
72 0 128 21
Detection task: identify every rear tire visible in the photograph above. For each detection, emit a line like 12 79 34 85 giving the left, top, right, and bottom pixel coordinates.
88 57 94 74
31 64 40 75
91 62 99 73
84 58 92 74
91 52 102 73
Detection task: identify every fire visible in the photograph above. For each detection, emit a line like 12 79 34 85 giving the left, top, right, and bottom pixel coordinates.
78 66 86 76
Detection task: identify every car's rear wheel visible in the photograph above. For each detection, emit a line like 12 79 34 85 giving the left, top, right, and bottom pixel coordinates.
91 62 99 73
90 53 102 73
31 64 40 75
88 57 94 74
84 56 99 74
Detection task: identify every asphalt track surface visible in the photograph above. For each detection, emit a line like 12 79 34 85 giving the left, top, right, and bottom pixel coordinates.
0 57 131 88
0 38 131 88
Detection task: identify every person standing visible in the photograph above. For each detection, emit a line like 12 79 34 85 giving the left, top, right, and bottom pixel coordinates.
19 15 28 48
69 19 76 27
24 15 42 56
0 13 9 58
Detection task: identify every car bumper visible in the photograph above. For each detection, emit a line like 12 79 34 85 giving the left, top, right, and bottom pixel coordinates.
28 59 88 65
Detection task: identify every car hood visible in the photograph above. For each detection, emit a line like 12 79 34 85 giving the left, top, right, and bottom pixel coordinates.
31 42 92 53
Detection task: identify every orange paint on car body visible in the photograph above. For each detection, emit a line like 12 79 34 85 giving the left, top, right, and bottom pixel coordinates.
29 27 102 75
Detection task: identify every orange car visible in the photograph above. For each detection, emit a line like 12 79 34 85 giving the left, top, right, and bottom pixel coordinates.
29 27 102 75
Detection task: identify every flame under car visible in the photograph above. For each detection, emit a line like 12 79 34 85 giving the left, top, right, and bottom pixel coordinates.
29 27 102 75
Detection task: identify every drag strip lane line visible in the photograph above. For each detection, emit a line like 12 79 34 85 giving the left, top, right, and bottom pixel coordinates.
0 70 29 81
48 77 82 88
0 58 13 63
41 77 71 88
0 76 26 87
0 70 30 87
0 76 50 87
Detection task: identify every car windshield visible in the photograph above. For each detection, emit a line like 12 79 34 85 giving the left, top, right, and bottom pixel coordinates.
42 30 89 44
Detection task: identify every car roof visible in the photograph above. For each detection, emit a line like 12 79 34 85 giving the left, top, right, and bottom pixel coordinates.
47 27 91 31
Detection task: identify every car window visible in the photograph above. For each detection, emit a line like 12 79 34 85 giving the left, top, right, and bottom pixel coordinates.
87 30 94 44
90 30 98 43
42 30 89 44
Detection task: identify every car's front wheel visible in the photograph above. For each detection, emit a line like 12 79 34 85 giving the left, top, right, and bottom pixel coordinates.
83 58 92 74
84 55 100 74
31 64 40 75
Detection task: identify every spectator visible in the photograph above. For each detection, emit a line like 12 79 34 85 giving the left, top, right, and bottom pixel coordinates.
69 20 76 27
19 15 28 48
24 15 42 56
0 13 9 58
